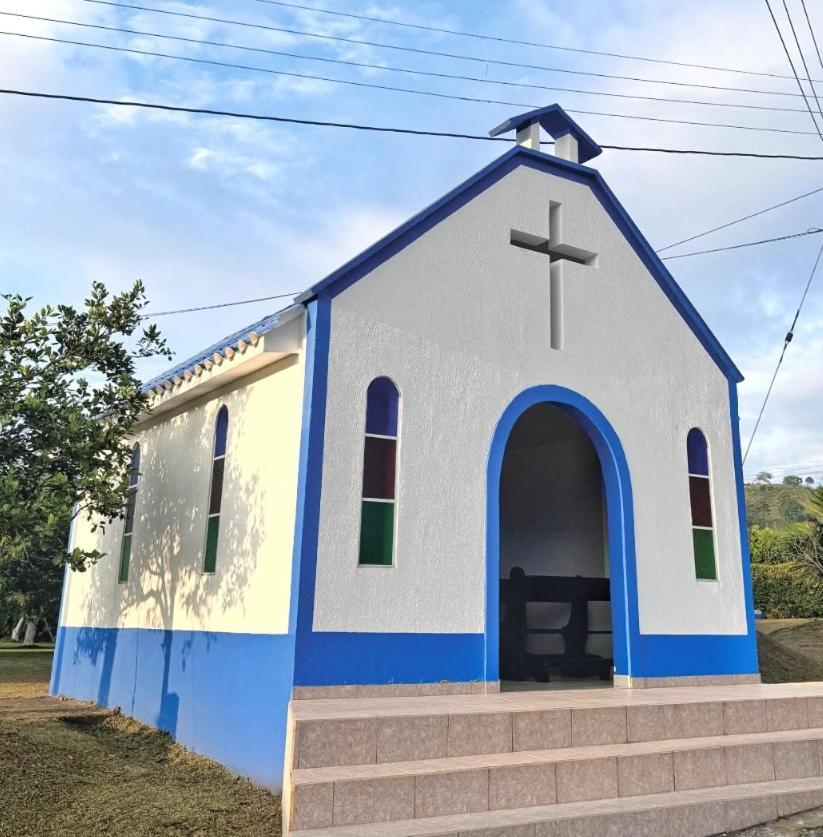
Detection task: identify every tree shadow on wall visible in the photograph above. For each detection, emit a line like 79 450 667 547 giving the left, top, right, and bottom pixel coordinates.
70 377 270 739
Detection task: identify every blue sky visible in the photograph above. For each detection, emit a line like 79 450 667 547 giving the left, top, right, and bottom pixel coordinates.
2 0 823 482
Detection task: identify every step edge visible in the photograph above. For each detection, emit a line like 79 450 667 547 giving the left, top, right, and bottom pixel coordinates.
291 686 823 722
292 726 823 785
290 775 823 837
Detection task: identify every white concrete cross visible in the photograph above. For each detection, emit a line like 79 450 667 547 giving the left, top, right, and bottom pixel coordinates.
510 201 598 350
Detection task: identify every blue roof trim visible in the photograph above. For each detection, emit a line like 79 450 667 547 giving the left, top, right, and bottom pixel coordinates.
489 104 602 164
142 303 301 392
303 146 743 383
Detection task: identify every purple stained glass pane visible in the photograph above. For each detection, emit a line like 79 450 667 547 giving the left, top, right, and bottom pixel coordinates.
365 377 399 437
687 428 709 476
362 436 396 499
209 458 224 515
214 406 229 457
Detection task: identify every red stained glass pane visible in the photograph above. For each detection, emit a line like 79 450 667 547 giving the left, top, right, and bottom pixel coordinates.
689 476 713 527
362 436 396 500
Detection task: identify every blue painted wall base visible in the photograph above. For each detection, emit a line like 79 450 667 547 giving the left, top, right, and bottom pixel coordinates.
293 631 484 686
50 626 295 790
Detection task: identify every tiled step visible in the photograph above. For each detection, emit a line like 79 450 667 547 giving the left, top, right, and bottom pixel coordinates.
291 686 823 769
290 727 823 830
290 775 823 837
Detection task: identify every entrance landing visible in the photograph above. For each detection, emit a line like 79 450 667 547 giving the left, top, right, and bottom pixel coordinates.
286 682 823 835
291 681 823 721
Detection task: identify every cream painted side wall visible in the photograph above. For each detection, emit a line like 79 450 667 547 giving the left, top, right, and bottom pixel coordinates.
313 163 746 637
60 325 306 636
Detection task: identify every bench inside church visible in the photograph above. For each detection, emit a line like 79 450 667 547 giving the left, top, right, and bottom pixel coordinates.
500 568 613 685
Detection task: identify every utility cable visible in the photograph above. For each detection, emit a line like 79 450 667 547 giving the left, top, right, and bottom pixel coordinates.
657 185 823 252
764 0 823 140
76 0 818 100
2 11 814 117
249 0 823 84
800 0 823 69
782 0 823 125
660 227 823 259
143 291 300 317
5 30 821 137
742 240 823 464
5 87 823 158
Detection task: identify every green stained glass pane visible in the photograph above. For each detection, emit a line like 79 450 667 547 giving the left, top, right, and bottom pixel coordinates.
359 501 394 566
118 533 132 583
204 515 220 573
693 528 717 580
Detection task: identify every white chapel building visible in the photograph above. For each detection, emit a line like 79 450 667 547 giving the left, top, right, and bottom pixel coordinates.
50 105 759 791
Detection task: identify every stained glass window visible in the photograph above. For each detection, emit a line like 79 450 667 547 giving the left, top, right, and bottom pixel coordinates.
204 406 228 573
359 378 399 566
118 443 140 583
687 428 716 580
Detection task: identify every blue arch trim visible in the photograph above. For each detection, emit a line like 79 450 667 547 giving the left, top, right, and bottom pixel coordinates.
486 384 760 681
486 385 638 680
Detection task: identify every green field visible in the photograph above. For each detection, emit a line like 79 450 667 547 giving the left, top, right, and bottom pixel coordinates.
0 642 282 837
745 482 817 529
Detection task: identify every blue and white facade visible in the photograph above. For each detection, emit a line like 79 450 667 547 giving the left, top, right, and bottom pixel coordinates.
51 106 759 790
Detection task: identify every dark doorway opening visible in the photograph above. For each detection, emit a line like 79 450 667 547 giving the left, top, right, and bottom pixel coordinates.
498 403 613 689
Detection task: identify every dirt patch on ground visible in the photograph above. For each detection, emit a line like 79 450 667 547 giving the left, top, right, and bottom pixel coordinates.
729 807 823 835
757 620 823 684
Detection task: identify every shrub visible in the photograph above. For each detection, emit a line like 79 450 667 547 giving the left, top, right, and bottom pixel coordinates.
752 562 823 618
749 523 817 565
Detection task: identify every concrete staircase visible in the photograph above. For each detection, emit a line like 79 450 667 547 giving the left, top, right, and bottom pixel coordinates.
285 683 823 836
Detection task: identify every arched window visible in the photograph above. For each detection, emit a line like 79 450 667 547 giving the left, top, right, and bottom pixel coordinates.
118 442 140 583
204 406 228 573
359 378 399 566
687 428 717 580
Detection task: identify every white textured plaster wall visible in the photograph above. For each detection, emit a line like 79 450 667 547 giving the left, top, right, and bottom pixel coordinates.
60 326 306 636
313 163 745 637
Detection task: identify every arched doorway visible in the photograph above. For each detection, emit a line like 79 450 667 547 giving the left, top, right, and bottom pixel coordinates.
486 386 636 687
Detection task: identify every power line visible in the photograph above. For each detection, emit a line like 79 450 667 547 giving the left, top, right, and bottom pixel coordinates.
660 227 823 259
249 0 823 84
742 240 823 464
6 30 821 138
78 0 815 100
657 185 823 252
764 0 823 140
5 87 823 159
143 291 300 317
800 0 823 69
3 10 815 117
781 0 823 125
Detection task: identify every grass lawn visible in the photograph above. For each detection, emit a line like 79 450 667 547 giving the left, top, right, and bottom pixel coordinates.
0 640 55 698
0 643 282 837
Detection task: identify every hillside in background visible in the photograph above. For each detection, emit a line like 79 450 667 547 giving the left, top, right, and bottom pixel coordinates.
744 483 815 529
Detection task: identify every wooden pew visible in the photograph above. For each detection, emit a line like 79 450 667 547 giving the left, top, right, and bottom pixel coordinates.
500 567 613 682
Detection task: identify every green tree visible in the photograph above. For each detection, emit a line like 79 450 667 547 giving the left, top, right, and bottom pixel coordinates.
806 477 816 486
783 474 803 486
0 282 171 643
755 471 773 484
